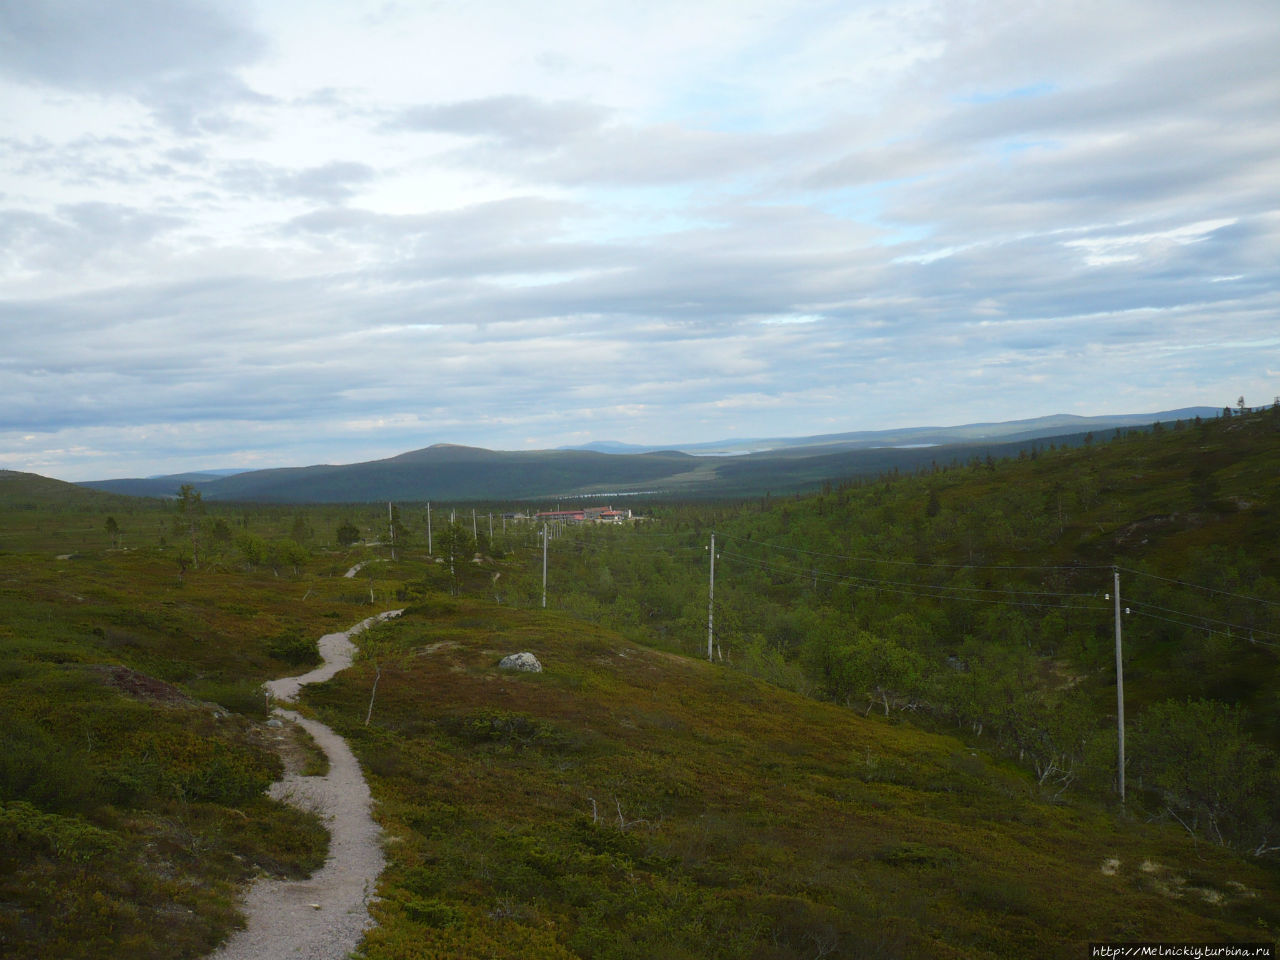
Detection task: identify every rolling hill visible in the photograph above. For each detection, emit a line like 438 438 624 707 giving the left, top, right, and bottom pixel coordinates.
2 406 1278 958
78 408 1218 503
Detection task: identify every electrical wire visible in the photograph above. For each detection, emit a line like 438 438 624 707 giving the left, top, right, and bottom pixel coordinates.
719 550 1099 600
719 551 1107 612
529 525 1280 650
1127 608 1280 648
1116 566 1280 608
1125 600 1280 642
716 531 1108 573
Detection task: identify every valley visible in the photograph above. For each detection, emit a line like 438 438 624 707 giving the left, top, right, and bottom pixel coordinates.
1 406 1278 959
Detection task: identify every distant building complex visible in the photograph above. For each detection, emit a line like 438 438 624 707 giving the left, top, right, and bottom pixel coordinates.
534 506 631 524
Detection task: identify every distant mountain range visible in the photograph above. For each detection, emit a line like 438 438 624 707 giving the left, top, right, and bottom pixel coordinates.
558 408 1220 456
78 408 1220 503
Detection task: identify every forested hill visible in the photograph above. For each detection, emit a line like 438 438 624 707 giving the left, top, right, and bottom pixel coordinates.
0 470 115 506
2 408 1278 957
77 408 1217 503
529 405 1280 858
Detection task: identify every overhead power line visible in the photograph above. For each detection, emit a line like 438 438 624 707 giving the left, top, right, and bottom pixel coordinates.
1126 600 1280 642
719 551 1108 612
716 532 1108 573
1116 566 1280 608
719 550 1098 599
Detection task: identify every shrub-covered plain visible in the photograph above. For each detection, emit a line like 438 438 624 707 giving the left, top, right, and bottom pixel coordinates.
302 603 1279 959
1 407 1278 957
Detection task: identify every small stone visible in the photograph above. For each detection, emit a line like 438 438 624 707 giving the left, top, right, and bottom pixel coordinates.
498 652 542 673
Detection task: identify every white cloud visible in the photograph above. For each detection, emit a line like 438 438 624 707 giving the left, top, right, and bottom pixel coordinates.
1 0 1278 481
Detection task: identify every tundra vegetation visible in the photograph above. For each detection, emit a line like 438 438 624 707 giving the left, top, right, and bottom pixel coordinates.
0 404 1277 958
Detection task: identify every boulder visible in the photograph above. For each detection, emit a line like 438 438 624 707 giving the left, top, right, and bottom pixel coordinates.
498 652 543 673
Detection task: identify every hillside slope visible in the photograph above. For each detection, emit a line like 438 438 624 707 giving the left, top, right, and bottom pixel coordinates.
480 406 1280 871
0 470 116 507
301 599 1280 959
78 410 1208 503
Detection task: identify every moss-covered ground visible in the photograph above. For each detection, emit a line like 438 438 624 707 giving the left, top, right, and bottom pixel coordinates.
0 544 375 959
301 600 1280 960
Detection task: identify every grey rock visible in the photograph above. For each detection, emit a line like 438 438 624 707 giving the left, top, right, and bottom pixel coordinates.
498 652 543 673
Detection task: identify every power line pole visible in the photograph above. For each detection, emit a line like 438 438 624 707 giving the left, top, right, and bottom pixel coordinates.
472 509 477 542
1112 567 1126 802
541 523 548 609
426 502 432 554
707 533 716 662
388 501 395 562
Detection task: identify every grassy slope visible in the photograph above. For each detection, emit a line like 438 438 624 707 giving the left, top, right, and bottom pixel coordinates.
0 540 381 958
4 412 1279 958
678 411 1280 736
301 600 1279 960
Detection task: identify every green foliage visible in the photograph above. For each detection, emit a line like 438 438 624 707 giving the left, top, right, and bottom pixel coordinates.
1132 699 1280 853
0 541 351 958
437 709 564 752
4 410 1280 956
184 676 274 719
0 801 122 862
0 721 97 810
234 533 309 573
304 602 1280 959
401 897 463 929
468 410 1280 843
267 629 321 666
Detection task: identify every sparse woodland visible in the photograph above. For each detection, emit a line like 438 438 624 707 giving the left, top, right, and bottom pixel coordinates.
2 405 1279 958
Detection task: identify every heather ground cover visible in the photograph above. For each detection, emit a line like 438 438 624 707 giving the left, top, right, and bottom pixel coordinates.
302 600 1280 960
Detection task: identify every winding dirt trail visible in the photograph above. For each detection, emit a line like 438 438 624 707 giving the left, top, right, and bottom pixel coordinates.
208 610 402 960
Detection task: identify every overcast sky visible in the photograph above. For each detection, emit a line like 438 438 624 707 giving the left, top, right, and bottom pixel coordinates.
2 0 1278 481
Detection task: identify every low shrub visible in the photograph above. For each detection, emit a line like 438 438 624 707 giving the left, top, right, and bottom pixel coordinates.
184 677 272 718
0 801 121 863
266 630 320 666
402 897 463 929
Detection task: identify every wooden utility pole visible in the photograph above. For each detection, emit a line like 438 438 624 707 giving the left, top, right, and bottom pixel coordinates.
1113 567 1126 802
541 523 548 609
707 533 716 662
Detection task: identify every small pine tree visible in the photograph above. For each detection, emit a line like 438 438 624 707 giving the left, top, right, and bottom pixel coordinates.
336 520 360 547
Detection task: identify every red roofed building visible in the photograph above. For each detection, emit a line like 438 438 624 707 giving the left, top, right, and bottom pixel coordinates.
535 506 631 524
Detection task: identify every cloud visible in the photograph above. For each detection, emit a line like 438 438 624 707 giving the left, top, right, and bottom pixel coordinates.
2 0 1278 480
0 0 263 90
0 0 269 132
220 160 378 202
0 202 186 274
391 95 610 147
390 93 821 187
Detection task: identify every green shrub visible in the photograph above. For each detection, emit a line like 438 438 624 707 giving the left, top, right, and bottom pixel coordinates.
437 710 563 752
404 596 460 618
266 630 320 666
0 801 121 862
0 726 95 812
873 841 960 867
184 677 272 718
402 897 464 929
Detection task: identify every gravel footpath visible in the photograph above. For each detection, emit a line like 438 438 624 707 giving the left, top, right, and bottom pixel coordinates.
208 610 402 960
